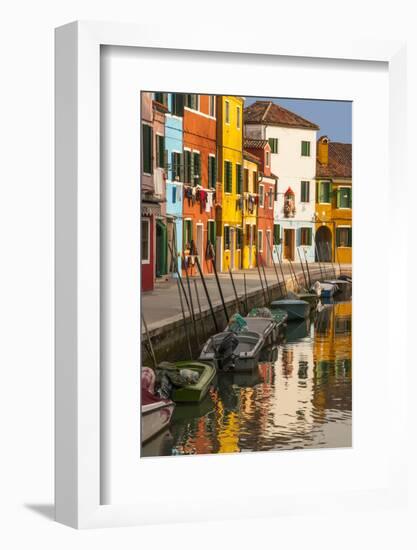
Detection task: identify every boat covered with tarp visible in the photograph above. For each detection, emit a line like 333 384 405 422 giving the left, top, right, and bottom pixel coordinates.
155 361 216 403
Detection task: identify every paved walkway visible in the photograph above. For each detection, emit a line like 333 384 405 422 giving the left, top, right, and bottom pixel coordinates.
142 262 351 331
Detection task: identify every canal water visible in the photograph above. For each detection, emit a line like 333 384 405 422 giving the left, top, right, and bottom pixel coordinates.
142 299 352 457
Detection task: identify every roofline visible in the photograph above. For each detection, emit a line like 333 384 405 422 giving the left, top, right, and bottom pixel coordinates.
244 120 319 131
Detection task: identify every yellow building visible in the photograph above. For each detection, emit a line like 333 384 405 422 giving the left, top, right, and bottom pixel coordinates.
216 96 244 271
315 136 352 265
242 151 259 269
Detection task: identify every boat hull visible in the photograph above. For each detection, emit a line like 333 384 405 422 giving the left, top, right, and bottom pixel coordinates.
271 299 310 321
159 361 216 403
141 399 175 444
199 330 264 373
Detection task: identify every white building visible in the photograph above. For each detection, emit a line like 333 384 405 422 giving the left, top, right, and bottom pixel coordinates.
244 101 318 262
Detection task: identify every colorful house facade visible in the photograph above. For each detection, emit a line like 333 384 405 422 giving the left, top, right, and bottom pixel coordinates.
315 136 352 264
243 139 276 267
164 93 184 274
244 101 318 263
182 94 217 275
216 95 244 271
151 94 169 279
141 92 166 291
242 150 259 269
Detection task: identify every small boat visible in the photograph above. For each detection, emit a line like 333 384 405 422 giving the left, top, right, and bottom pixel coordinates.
141 389 175 444
156 361 216 403
199 330 264 372
141 366 175 444
319 282 338 299
270 299 310 321
243 317 278 344
247 306 288 328
287 290 319 307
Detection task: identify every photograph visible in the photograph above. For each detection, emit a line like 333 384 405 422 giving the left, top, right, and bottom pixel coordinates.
140 92 352 457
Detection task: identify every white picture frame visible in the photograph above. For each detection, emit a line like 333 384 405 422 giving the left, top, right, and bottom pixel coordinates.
55 20 408 529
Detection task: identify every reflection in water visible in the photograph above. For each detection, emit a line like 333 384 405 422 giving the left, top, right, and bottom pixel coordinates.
142 301 352 457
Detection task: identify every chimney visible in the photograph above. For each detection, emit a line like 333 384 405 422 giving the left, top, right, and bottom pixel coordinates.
318 136 329 165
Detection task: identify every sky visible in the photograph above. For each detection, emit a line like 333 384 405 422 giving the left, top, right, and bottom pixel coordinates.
244 97 352 143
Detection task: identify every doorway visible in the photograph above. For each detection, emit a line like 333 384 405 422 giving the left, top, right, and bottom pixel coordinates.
155 219 167 277
283 228 295 260
315 225 332 261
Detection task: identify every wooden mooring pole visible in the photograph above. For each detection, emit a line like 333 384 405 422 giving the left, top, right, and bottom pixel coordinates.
141 312 157 369
228 267 241 315
195 256 219 332
211 257 229 323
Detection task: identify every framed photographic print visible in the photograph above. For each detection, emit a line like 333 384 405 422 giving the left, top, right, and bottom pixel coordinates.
55 21 408 528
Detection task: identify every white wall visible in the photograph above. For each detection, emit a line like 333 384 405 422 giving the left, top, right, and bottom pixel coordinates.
266 126 317 224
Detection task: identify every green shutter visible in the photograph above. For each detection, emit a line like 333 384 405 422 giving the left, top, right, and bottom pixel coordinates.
274 224 280 245
142 124 152 174
336 228 340 247
336 188 341 208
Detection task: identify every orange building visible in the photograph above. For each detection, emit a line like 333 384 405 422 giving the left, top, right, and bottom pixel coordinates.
182 94 217 275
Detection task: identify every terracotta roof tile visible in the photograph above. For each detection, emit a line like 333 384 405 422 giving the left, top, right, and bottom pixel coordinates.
244 101 319 130
316 142 352 178
243 150 261 164
244 138 268 149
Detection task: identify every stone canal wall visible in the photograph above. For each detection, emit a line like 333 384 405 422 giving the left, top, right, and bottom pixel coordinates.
143 264 352 363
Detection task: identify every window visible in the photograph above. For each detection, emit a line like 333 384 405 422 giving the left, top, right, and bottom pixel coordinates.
273 224 281 245
156 134 165 168
236 227 242 250
208 155 217 188
243 168 249 193
224 226 231 249
141 219 150 263
209 95 216 117
154 92 167 105
301 181 310 202
185 94 198 110
318 180 331 203
259 184 265 207
184 150 192 183
337 187 352 209
207 220 216 246
236 164 243 194
225 100 230 124
336 227 352 247
301 141 311 157
268 188 273 208
224 160 233 193
300 227 312 246
236 106 241 129
171 152 182 180
184 219 193 246
142 124 153 174
257 230 263 252
193 152 201 185
266 151 270 167
172 186 177 204
171 93 184 116
253 171 258 193
268 138 279 153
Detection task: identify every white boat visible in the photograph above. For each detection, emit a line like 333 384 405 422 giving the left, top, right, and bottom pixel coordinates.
141 366 175 443
141 390 175 444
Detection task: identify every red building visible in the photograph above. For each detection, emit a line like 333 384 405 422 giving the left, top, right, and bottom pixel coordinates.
244 139 277 266
140 93 167 291
182 94 218 275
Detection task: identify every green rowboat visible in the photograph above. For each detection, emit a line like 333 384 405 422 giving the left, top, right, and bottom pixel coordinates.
156 361 216 403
